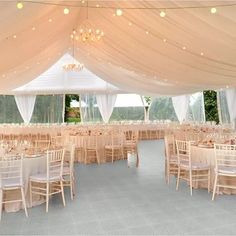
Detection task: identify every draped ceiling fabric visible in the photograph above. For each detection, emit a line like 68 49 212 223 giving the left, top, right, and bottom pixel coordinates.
1 1 236 96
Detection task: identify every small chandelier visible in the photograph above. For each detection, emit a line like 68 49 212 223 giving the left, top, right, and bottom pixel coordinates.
63 63 84 72
71 1 104 43
71 25 104 42
78 25 104 42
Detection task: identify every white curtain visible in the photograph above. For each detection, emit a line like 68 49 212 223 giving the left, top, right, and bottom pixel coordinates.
172 95 189 123
225 89 236 124
14 95 36 123
96 94 117 123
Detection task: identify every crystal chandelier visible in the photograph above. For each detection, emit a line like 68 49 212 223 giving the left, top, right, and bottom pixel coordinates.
63 63 84 72
71 1 104 43
78 24 104 42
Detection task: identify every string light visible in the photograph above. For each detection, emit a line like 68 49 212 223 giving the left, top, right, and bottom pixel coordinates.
200 52 204 56
17 1 23 9
163 38 167 43
128 22 132 26
182 46 186 50
32 26 36 31
48 18 52 22
116 9 123 16
13 35 17 39
160 11 166 17
211 7 217 13
64 8 70 14
145 31 149 35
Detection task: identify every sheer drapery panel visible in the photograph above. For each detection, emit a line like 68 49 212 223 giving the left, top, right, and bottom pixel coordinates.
217 90 230 124
96 94 117 123
80 94 102 123
149 97 178 121
14 95 36 124
172 95 189 123
187 92 205 123
30 95 63 123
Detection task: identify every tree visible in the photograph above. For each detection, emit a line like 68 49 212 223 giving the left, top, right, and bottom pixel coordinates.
203 91 219 123
65 94 81 122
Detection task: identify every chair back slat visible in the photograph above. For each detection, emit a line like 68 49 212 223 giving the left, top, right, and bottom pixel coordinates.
214 144 236 169
0 155 23 188
164 135 176 160
65 144 75 173
46 149 64 180
176 140 191 167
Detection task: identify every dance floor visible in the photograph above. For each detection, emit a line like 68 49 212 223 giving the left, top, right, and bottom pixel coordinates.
1 140 236 235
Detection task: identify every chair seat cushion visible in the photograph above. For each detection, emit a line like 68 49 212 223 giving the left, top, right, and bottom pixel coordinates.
63 162 69 168
180 161 210 170
63 166 70 175
216 166 236 175
105 145 122 149
169 154 177 163
30 173 61 182
0 179 23 189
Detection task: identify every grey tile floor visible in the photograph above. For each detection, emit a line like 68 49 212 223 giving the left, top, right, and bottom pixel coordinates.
1 140 236 235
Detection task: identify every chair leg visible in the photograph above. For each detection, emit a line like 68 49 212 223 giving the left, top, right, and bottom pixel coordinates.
208 169 211 193
21 187 28 217
189 170 193 196
167 162 170 185
46 182 49 213
176 167 180 190
84 150 87 164
212 174 218 201
121 148 124 160
70 176 73 200
112 149 114 163
0 189 3 221
96 151 100 164
60 181 66 207
29 181 33 207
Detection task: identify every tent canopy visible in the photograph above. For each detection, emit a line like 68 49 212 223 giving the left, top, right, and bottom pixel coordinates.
13 54 125 95
1 1 236 96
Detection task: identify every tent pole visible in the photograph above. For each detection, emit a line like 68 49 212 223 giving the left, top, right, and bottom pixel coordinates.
62 94 65 123
216 91 222 124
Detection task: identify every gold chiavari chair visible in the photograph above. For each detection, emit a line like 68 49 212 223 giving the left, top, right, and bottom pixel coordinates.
29 149 65 212
0 155 28 220
212 144 236 200
176 140 211 196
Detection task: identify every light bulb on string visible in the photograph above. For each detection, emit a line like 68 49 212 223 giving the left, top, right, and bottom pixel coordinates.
160 11 166 17
211 7 217 14
17 1 23 9
116 9 123 16
64 8 70 15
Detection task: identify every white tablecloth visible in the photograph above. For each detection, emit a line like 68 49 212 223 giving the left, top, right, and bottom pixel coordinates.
4 156 46 212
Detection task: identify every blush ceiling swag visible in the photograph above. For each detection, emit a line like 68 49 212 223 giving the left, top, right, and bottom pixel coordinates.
0 1 236 96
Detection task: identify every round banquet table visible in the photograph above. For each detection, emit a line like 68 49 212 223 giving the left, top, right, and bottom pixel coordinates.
4 155 47 212
191 145 236 194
